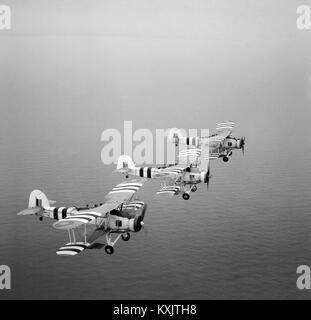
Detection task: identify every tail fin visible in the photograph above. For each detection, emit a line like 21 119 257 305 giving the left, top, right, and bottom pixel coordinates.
168 128 183 146
114 155 135 173
28 190 50 208
17 189 50 216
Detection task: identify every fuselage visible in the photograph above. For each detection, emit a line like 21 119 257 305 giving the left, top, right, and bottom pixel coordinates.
125 165 207 185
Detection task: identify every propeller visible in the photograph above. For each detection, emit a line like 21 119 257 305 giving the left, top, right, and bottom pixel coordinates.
204 164 211 191
240 136 246 155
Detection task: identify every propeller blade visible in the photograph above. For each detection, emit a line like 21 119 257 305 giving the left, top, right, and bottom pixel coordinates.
241 136 245 155
206 163 211 191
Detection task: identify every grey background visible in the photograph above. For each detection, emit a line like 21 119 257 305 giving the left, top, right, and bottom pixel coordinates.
1 0 311 299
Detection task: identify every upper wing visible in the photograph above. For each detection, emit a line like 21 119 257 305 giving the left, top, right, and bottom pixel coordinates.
210 121 234 142
155 164 188 180
53 179 146 231
178 148 201 165
100 178 146 209
205 122 235 156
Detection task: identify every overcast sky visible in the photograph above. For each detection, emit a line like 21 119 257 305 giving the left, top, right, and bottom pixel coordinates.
1 1 310 154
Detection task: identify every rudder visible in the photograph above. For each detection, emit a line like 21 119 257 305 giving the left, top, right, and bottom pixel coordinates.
28 190 50 208
116 155 135 171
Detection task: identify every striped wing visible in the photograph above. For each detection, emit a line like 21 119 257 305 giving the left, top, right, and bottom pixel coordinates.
103 179 146 204
56 242 89 256
178 148 201 165
204 122 235 153
53 211 103 230
210 121 234 142
157 165 188 180
156 185 181 197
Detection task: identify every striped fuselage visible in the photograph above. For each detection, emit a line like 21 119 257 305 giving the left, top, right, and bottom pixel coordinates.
42 206 78 220
179 136 200 147
127 166 162 179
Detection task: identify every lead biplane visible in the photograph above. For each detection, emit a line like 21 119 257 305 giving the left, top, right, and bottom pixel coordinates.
170 121 245 162
17 179 147 255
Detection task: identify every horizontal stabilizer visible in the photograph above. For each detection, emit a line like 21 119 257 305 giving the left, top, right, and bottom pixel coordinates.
112 168 128 174
17 207 43 216
56 242 89 256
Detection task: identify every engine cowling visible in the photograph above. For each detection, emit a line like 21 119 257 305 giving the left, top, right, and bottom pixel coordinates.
200 171 208 183
126 202 147 232
129 214 144 232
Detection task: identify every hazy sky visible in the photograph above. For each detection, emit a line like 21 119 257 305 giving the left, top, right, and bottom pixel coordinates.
1 0 311 157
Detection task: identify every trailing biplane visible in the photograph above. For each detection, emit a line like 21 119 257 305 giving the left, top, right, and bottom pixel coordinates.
170 121 245 162
17 180 147 256
115 144 211 200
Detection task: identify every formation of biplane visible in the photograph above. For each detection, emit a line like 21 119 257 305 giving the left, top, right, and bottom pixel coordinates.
17 122 245 256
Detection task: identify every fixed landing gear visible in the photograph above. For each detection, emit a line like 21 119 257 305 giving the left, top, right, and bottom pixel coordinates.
182 193 190 200
223 156 229 162
191 185 197 192
39 216 43 221
121 232 130 241
104 233 122 255
104 245 114 255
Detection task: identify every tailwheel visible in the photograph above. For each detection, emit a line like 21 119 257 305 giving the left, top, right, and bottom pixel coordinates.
223 156 229 162
104 245 114 255
191 185 197 192
121 232 130 241
182 193 190 200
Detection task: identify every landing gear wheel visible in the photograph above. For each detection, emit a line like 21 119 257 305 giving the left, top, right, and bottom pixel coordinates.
39 217 43 221
182 193 190 200
122 233 130 241
223 156 229 162
104 245 114 255
191 186 197 192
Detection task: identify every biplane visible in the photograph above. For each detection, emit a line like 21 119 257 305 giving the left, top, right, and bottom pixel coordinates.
17 179 147 256
170 121 245 162
115 143 211 200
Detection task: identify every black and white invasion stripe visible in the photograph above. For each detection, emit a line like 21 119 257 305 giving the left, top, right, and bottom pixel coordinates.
123 201 145 210
216 122 234 131
47 207 77 220
109 182 143 195
62 212 102 224
157 185 180 195
56 242 89 256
